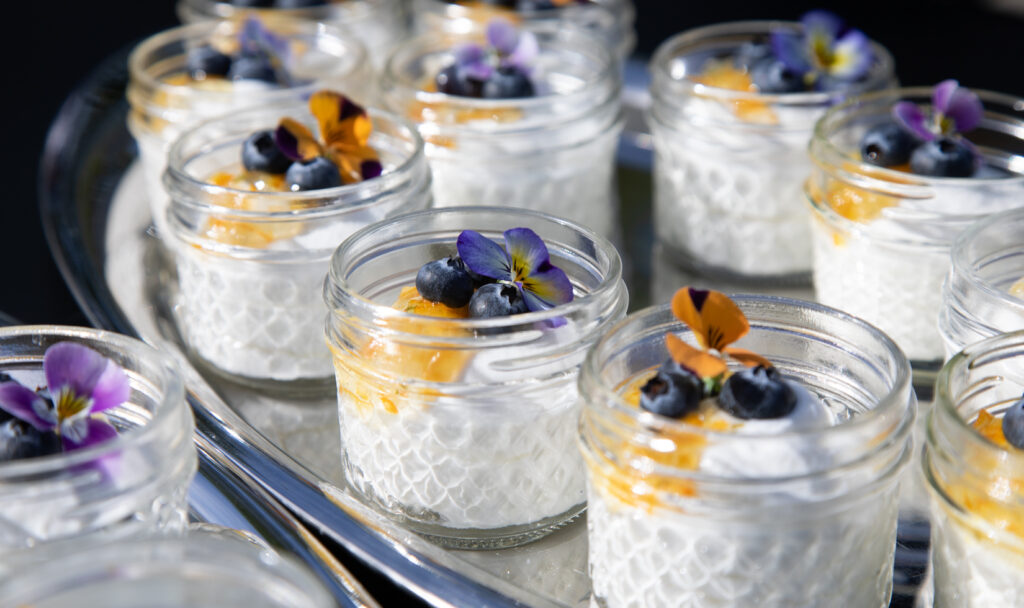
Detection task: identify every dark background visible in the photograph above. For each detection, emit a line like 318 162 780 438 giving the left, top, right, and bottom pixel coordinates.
6 0 1024 325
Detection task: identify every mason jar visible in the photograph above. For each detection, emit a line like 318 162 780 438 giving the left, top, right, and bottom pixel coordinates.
0 325 196 569
410 0 636 64
925 330 1024 607
807 86 1024 367
381 24 623 240
649 21 895 283
127 17 369 237
324 206 628 548
164 102 431 385
0 528 334 607
176 0 408 68
579 296 915 607
938 207 1024 361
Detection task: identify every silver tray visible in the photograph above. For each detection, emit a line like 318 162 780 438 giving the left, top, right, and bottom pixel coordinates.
39 49 927 607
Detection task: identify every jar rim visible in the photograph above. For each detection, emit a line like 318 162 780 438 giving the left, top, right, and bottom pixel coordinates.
949 207 1024 315
325 206 624 332
0 325 186 478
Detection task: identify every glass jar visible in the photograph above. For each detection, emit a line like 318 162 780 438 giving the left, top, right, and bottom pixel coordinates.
324 206 628 548
411 0 636 64
381 24 623 240
579 296 914 607
164 102 431 385
925 330 1024 606
649 21 895 283
127 17 369 238
0 326 196 569
807 86 1024 366
938 207 1024 361
176 0 408 68
0 528 334 607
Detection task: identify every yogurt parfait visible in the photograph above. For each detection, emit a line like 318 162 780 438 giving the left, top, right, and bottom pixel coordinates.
325 207 627 548
579 287 914 607
925 330 1024 606
412 0 636 64
176 0 408 68
381 19 623 239
164 91 431 384
649 13 895 281
128 16 369 236
938 207 1024 360
807 81 1024 365
0 326 196 569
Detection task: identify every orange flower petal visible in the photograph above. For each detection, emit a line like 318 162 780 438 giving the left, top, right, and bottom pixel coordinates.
277 118 322 162
723 347 773 369
310 90 373 149
665 333 728 378
671 287 750 352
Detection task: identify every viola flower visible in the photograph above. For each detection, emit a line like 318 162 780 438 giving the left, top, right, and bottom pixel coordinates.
0 342 128 453
893 79 983 141
456 227 573 312
771 10 873 86
449 18 539 81
275 90 383 184
664 287 771 380
237 17 291 81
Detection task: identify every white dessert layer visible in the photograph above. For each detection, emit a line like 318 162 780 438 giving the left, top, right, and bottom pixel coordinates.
651 100 822 277
931 504 1024 608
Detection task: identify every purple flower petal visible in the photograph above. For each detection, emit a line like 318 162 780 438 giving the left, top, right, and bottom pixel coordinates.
44 343 112 411
462 60 494 82
520 262 574 310
88 359 129 414
828 29 872 81
486 19 520 56
934 80 983 134
507 31 539 72
0 382 54 431
61 415 117 450
63 417 121 482
801 10 844 39
503 227 550 281
360 160 383 180
453 43 485 67
771 31 811 75
893 101 934 141
457 230 511 280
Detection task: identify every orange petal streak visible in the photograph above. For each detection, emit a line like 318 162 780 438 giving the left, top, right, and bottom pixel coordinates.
671 287 750 351
665 334 728 378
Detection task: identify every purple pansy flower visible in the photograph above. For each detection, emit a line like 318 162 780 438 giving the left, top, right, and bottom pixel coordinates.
772 10 873 85
0 342 127 453
456 227 573 312
449 19 539 81
237 17 291 83
893 80 983 141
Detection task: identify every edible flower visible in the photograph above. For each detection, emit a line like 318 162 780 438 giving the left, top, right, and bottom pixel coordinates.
0 342 128 452
456 227 573 312
772 10 873 86
275 90 383 184
451 19 539 82
237 17 291 83
893 79 983 141
664 287 771 380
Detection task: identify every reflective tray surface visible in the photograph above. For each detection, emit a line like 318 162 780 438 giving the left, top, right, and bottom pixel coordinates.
40 48 927 607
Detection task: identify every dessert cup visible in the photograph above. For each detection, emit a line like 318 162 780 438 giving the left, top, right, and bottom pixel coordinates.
579 296 914 607
164 102 431 385
324 206 628 548
411 0 636 64
0 326 196 570
176 0 408 69
924 330 1024 607
381 23 623 240
648 21 895 282
0 527 334 607
807 86 1024 366
938 207 1024 360
127 17 369 237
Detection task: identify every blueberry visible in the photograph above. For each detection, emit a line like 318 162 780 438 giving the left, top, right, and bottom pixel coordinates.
465 266 495 288
276 0 328 6
718 365 797 420
909 137 976 177
734 42 772 71
468 283 529 318
860 122 917 167
750 58 805 94
416 257 475 308
435 64 485 98
186 45 232 80
482 66 535 99
228 54 278 83
1002 395 1024 449
0 419 61 463
285 157 342 190
242 130 291 174
639 367 702 419
230 0 274 6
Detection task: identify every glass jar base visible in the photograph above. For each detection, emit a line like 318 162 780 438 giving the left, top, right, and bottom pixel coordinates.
657 241 812 289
